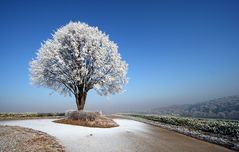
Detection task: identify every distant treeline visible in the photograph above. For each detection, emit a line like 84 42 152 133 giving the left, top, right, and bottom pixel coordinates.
151 96 239 120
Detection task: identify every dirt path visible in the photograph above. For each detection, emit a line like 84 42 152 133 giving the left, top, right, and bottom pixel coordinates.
0 119 234 152
0 125 64 152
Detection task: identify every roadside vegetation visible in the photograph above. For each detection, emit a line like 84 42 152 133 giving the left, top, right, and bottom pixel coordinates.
129 114 239 140
0 112 65 120
124 114 239 151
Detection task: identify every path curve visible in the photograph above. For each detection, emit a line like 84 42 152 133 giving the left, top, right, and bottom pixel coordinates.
0 119 233 152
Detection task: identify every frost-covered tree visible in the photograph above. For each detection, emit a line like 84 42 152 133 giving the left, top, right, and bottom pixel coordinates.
30 22 128 110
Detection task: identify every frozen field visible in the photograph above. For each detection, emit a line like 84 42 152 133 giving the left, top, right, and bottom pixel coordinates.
0 119 233 152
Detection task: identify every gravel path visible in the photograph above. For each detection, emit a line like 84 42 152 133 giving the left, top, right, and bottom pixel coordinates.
0 125 64 152
0 119 234 152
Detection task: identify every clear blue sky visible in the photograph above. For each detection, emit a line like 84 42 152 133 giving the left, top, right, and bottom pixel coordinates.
0 0 239 113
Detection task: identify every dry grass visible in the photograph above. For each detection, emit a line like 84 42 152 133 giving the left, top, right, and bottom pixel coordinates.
0 112 64 120
54 111 118 128
0 126 64 152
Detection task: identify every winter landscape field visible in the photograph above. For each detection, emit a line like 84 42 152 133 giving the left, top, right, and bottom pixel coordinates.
0 114 237 152
1 0 239 152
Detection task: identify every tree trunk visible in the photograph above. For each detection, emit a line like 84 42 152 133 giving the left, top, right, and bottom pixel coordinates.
75 92 87 110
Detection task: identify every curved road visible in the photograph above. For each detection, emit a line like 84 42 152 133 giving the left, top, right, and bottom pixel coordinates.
0 119 233 152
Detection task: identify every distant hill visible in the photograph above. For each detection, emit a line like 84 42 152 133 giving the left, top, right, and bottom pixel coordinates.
151 96 239 120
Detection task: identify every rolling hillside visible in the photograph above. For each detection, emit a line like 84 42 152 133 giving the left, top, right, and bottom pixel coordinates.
151 96 239 120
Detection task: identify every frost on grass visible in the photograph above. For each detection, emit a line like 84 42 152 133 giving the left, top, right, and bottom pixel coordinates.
0 126 64 152
55 111 118 128
126 114 239 151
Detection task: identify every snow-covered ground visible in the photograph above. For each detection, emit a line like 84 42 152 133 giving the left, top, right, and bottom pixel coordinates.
0 119 233 152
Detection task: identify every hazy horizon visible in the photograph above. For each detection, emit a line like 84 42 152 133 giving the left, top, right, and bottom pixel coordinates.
1 0 239 113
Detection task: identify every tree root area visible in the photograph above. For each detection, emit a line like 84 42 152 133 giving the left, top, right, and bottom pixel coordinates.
53 116 119 128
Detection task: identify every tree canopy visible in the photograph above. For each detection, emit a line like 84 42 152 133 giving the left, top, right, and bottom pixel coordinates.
30 21 128 110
